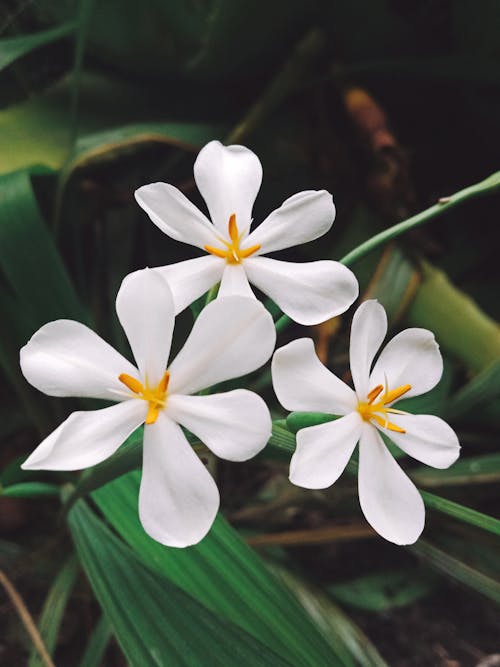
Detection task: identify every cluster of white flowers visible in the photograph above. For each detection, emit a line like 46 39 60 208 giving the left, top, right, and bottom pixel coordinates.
21 141 460 547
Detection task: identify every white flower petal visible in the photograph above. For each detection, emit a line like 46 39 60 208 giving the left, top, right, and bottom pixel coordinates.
116 269 175 386
244 257 358 325
358 423 425 545
156 255 223 315
135 182 218 249
167 389 271 461
350 300 387 399
20 320 137 401
169 296 276 396
383 414 460 469
289 412 362 489
193 140 262 235
139 414 219 547
21 400 146 470
245 190 335 254
218 264 255 298
370 328 443 399
272 338 357 414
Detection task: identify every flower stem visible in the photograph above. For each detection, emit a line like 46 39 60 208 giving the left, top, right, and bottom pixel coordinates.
273 171 500 334
340 171 500 267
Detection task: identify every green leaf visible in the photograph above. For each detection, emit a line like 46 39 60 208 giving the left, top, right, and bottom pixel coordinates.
92 472 358 666
420 490 500 537
0 73 221 175
56 121 222 215
68 498 291 667
407 261 500 374
0 22 76 71
29 555 79 667
413 453 500 487
270 565 389 667
1 482 60 498
446 358 500 420
412 539 500 605
0 168 86 325
71 0 97 137
78 615 112 667
328 569 436 612
0 167 86 430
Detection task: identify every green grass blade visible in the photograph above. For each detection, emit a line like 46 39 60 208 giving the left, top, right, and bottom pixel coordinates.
78 615 112 667
412 539 500 605
92 472 354 666
0 167 86 430
0 73 221 174
0 168 86 325
0 22 76 71
1 482 60 498
28 555 79 667
413 453 500 487
420 491 500 537
446 358 500 420
68 499 291 667
328 569 437 612
71 0 97 140
270 565 389 667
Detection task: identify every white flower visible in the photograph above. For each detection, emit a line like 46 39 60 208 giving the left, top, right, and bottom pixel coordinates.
20 269 275 547
271 299 460 545
135 140 358 325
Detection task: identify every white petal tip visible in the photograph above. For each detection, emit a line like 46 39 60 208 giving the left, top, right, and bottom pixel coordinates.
372 518 425 546
143 526 213 549
288 473 327 490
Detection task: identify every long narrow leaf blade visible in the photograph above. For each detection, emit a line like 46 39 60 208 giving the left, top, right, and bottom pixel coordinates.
93 472 352 666
68 499 291 667
0 22 75 71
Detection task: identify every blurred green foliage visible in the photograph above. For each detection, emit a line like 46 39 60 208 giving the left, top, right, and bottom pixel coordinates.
0 1 499 665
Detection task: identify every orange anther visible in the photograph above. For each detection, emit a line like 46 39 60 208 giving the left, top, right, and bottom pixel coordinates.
367 384 383 404
204 244 227 259
228 213 238 242
204 214 260 264
158 370 170 393
383 384 411 404
119 373 144 394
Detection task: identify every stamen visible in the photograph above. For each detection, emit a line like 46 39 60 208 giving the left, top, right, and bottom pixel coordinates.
203 214 260 264
358 381 411 434
204 244 227 259
118 371 169 425
383 384 411 404
119 373 144 394
158 371 170 393
145 404 160 425
367 384 383 404
239 243 261 258
228 213 238 243
371 414 406 433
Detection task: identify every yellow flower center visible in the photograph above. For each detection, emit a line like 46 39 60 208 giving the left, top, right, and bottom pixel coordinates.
119 371 170 424
204 213 260 264
357 382 411 433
